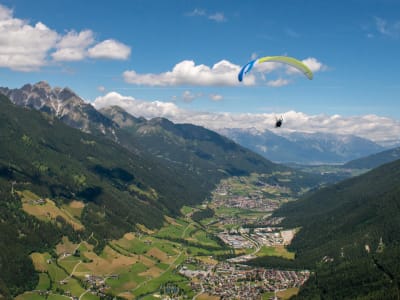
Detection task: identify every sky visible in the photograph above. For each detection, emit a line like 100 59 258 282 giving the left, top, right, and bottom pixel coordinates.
1 0 400 145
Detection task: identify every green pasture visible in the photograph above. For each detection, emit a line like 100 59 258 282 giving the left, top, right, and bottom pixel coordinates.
106 262 148 295
58 255 81 274
80 293 100 300
256 245 295 259
47 294 71 300
36 273 51 290
15 292 46 300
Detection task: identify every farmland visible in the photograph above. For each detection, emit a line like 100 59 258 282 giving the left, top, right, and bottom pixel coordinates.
16 173 308 299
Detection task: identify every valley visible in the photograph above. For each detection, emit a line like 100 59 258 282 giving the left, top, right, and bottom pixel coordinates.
14 173 307 300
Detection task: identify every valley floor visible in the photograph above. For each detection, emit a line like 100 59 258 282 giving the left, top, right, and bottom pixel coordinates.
15 173 309 300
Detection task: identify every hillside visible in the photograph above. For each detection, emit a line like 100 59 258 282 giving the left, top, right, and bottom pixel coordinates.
343 146 400 170
101 106 321 195
0 94 184 296
251 158 400 299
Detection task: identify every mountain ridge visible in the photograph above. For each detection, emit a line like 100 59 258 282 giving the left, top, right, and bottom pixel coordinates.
219 127 385 164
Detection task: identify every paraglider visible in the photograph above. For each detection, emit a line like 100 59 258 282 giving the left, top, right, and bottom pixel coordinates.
238 56 313 82
275 116 283 128
238 56 313 129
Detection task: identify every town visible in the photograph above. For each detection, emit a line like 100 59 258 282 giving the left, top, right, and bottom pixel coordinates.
180 259 310 300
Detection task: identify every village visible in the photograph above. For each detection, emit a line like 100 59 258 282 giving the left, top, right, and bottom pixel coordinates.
180 259 309 300
212 182 281 212
19 174 308 300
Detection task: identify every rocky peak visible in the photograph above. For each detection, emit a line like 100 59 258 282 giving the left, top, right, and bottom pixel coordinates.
0 82 118 138
58 87 79 102
33 81 52 92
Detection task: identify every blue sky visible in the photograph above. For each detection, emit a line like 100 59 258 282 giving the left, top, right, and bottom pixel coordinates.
1 0 400 144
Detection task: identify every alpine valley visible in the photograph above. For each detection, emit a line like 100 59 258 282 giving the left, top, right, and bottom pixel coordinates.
0 82 399 300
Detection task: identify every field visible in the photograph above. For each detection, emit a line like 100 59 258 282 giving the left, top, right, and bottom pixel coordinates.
26 216 228 299
17 173 302 299
18 190 84 230
256 245 295 259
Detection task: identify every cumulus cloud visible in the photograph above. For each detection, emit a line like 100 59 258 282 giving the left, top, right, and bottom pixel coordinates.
93 92 186 121
0 4 131 71
93 92 400 146
52 30 94 61
88 39 131 60
123 57 325 87
123 60 246 86
0 5 58 71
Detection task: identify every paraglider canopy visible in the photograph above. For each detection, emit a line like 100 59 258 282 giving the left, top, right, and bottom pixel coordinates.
238 56 313 82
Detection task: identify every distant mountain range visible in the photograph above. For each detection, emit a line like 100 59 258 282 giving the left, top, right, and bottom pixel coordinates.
218 127 386 164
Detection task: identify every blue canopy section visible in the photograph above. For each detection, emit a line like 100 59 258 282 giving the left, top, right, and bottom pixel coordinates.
238 59 258 82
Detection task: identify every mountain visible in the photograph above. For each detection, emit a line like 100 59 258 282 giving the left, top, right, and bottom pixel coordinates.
0 94 174 296
0 81 118 138
0 83 295 209
0 88 323 297
219 128 385 164
343 146 400 170
100 106 323 196
251 158 400 299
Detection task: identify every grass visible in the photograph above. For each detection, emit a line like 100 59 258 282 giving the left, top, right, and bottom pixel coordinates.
277 287 300 299
36 273 51 290
47 294 72 300
19 190 84 230
15 292 46 300
58 255 81 274
61 200 85 218
56 236 79 256
80 293 100 300
256 245 295 260
180 205 195 215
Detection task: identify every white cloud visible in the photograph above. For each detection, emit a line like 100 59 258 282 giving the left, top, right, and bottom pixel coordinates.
185 8 206 17
209 13 226 23
0 5 58 71
185 8 227 22
93 92 186 121
93 92 400 146
123 57 325 87
0 4 131 71
182 90 202 103
285 57 327 76
301 57 327 72
52 30 94 61
267 78 290 87
374 17 400 38
88 39 131 60
123 60 246 86
209 93 223 101
97 85 106 93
